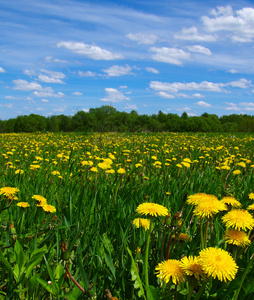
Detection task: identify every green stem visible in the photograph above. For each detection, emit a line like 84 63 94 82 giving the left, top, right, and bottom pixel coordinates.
187 285 194 300
200 218 204 249
144 219 153 291
204 218 209 248
194 280 207 300
233 256 254 300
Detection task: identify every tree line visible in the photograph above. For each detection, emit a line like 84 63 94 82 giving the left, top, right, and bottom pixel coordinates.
1 105 254 133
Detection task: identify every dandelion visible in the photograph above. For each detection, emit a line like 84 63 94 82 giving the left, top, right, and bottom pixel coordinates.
0 187 19 197
133 218 150 230
155 259 185 285
42 204 56 213
249 193 254 200
15 169 24 175
177 233 190 242
222 209 254 231
224 229 251 247
247 203 254 210
198 247 238 282
193 197 227 219
221 197 241 208
17 202 30 208
90 167 98 172
233 170 241 175
186 193 208 206
136 202 169 217
180 256 204 280
117 168 126 174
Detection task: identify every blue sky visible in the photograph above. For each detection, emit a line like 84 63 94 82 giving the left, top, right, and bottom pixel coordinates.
1 0 254 120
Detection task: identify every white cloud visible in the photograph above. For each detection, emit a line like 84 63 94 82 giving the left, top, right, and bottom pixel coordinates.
57 41 124 60
150 47 191 65
82 108 89 112
174 26 216 42
126 32 159 45
100 88 130 102
157 91 175 99
13 79 53 92
33 91 64 98
36 107 44 111
41 99 49 102
228 69 238 74
5 96 17 100
225 102 241 111
187 45 212 56
103 65 133 76
196 101 211 107
150 80 225 93
145 67 159 74
202 6 254 42
124 103 138 109
120 85 128 89
78 71 97 77
23 69 37 76
37 74 65 84
72 92 83 96
0 67 6 73
239 102 254 107
228 78 251 88
192 93 205 98
45 56 67 63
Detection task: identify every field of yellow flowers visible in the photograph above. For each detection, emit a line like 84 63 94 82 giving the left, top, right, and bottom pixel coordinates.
0 132 254 300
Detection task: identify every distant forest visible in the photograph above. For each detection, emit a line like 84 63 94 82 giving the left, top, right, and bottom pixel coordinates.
1 105 254 133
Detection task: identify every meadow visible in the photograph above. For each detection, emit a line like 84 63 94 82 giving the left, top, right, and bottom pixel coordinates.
0 132 254 299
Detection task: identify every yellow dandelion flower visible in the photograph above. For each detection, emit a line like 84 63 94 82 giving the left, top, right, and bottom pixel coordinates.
233 170 241 175
181 162 190 168
136 202 169 217
224 229 251 247
42 204 56 213
177 233 190 241
180 256 204 280
186 193 216 206
133 218 150 230
17 202 30 208
222 209 254 231
32 195 47 202
90 167 98 172
176 164 182 168
221 197 241 208
0 187 19 197
249 193 254 200
105 169 115 174
193 197 227 219
247 203 254 210
198 247 238 282
15 169 24 175
117 168 125 174
155 259 185 285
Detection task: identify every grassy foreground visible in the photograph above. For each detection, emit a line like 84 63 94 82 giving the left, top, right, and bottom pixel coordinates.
0 132 254 299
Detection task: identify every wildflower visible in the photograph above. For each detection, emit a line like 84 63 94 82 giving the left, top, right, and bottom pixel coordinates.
17 202 30 208
181 162 190 168
176 164 182 168
186 193 209 206
0 187 19 197
90 167 98 172
117 168 125 174
32 195 47 206
193 197 227 219
42 204 56 213
133 218 150 230
221 197 241 208
247 203 254 210
136 202 169 217
222 209 254 231
105 169 115 174
155 259 185 285
249 193 254 200
15 169 24 175
51 171 60 176
233 170 241 175
198 247 238 282
180 256 204 280
177 233 190 241
224 229 251 247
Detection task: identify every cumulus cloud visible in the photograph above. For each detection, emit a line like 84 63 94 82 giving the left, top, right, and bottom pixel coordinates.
57 41 124 60
13 79 53 92
33 91 64 98
202 6 254 42
102 65 133 76
187 45 212 55
72 92 83 96
196 101 212 107
23 69 37 76
38 69 66 84
150 47 191 65
124 103 138 109
157 91 175 99
45 56 67 63
239 102 254 111
228 78 251 88
100 88 130 102
150 80 225 93
0 67 6 73
145 67 159 74
126 32 159 45
41 99 49 102
174 26 216 42
78 71 97 77
225 102 241 111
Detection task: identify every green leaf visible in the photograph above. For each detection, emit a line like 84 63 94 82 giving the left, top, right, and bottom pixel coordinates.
127 247 145 299
146 286 161 300
25 244 47 278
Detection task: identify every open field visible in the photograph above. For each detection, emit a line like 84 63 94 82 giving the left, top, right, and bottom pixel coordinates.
0 132 254 299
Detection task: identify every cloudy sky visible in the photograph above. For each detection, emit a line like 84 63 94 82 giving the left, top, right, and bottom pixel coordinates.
1 0 254 120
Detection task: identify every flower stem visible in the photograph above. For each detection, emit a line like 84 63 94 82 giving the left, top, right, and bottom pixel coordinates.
144 219 153 291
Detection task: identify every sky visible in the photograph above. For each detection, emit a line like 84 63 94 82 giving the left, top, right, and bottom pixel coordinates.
1 0 254 120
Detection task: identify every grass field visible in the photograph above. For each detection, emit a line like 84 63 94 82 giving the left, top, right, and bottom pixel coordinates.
0 132 254 299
